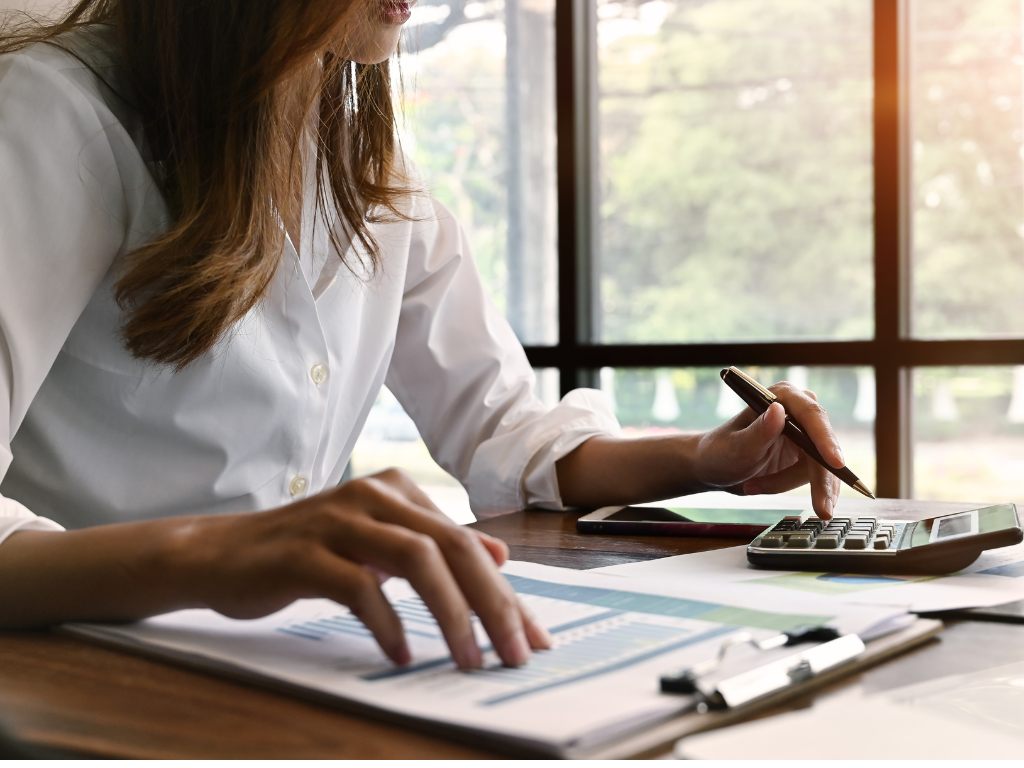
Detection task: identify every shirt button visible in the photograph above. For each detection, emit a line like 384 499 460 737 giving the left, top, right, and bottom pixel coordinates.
289 476 308 497
310 364 328 385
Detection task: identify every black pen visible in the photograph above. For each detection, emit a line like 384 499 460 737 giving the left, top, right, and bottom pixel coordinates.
720 366 875 500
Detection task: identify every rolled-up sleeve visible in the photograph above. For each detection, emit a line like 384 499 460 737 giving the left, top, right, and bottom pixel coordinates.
0 497 63 547
0 46 129 544
385 195 619 516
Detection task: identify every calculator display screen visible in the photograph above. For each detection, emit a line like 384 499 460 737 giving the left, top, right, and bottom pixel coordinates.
909 504 1019 547
935 513 972 540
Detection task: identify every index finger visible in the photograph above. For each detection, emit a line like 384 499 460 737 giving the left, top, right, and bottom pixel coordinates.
351 480 548 666
769 382 845 469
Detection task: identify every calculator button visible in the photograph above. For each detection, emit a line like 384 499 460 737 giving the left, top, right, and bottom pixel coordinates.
832 517 853 525
873 537 891 550
760 533 785 548
816 534 841 549
844 535 868 550
772 519 801 532
787 532 815 548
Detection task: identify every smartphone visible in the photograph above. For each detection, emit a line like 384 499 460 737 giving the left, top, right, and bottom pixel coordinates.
575 505 805 538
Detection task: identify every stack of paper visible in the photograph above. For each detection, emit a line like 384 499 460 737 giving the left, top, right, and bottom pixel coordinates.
65 561 907 757
593 540 1024 613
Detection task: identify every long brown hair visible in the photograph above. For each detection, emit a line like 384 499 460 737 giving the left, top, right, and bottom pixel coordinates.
1 0 410 368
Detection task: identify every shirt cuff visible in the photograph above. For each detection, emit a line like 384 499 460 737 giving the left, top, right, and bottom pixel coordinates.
0 496 65 548
466 388 620 514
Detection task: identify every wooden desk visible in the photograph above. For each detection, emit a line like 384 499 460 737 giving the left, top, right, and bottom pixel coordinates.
2 498 1022 758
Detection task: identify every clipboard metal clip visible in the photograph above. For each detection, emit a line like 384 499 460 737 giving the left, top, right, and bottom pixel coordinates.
661 629 864 711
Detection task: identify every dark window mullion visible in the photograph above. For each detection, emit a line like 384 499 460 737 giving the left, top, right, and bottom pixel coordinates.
554 0 599 396
873 0 912 499
524 339 1024 370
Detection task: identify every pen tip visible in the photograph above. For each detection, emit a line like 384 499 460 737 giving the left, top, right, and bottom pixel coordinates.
852 480 875 500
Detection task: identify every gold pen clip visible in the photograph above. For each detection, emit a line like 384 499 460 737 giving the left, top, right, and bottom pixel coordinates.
727 366 777 403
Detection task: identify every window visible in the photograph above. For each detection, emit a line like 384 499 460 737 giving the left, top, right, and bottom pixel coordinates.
911 1 1024 339
913 367 1024 503
597 1 874 345
350 0 559 521
523 0 1024 503
906 2 1024 502
362 0 1024 506
399 0 559 345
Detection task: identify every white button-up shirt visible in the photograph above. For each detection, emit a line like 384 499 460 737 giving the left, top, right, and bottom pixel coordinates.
0 32 619 546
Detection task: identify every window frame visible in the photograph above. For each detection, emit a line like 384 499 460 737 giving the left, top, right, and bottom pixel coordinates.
521 0 1024 499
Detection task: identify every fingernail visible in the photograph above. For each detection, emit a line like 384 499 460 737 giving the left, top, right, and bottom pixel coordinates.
392 641 412 666
536 626 552 651
519 601 553 648
533 623 554 649
504 630 531 667
833 446 845 468
458 637 483 669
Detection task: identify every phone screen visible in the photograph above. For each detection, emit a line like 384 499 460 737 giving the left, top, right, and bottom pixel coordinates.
604 507 801 526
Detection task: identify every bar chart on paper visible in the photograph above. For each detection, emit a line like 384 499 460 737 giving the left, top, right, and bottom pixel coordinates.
63 562 904 753
267 572 835 708
360 607 734 706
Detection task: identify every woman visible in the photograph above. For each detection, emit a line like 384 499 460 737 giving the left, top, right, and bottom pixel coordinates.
0 0 846 669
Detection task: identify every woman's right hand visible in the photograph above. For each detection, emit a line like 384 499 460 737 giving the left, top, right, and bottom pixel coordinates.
0 469 551 669
172 469 551 668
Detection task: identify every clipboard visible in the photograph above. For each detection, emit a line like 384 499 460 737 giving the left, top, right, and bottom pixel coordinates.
571 616 943 760
62 615 941 760
671 633 867 710
923 598 1024 625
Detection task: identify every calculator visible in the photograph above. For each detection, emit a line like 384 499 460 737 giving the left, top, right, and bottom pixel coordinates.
747 503 1023 574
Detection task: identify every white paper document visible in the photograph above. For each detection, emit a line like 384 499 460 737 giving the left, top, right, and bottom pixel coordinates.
64 561 904 756
679 659 1024 759
594 540 1024 613
678 693 1024 759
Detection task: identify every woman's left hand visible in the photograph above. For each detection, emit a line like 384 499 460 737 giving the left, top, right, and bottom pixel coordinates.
556 381 847 520
691 381 845 519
